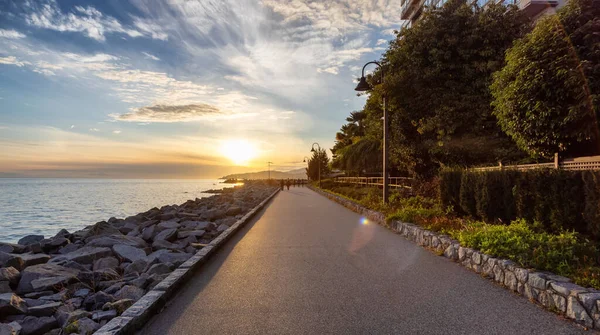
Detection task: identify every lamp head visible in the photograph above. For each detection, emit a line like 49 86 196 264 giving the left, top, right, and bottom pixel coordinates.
303 159 306 163
354 76 371 91
310 148 315 153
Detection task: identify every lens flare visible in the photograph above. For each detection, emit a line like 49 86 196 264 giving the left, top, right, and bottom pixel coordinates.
360 217 369 225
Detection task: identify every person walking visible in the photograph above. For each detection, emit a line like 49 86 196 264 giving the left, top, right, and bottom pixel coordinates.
280 179 284 191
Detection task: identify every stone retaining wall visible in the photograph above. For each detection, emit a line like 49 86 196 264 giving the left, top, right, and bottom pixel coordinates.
310 186 600 330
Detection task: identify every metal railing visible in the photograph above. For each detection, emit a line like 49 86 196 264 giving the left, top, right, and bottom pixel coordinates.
472 154 600 172
334 176 414 189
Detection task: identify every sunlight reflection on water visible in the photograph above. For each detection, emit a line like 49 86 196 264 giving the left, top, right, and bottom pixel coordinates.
0 178 233 243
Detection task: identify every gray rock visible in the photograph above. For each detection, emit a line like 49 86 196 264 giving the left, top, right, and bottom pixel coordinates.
154 228 177 242
53 229 70 239
24 298 47 307
112 245 146 263
92 309 117 322
61 261 91 272
550 281 585 297
38 290 68 302
28 301 62 317
17 253 51 269
0 252 24 271
0 267 20 286
514 267 528 283
55 309 90 327
152 239 180 251
17 264 80 294
70 317 99 334
0 281 11 293
18 316 57 335
0 322 21 335
102 299 133 314
504 271 518 291
0 243 26 254
177 230 205 239
527 272 547 290
64 297 83 309
82 221 121 239
578 292 600 312
550 292 567 313
23 291 53 299
226 206 242 216
40 237 69 252
216 224 229 233
18 235 44 246
141 225 155 241
443 244 458 260
50 246 112 265
129 273 150 289
157 220 180 229
57 243 80 255
73 288 91 298
0 293 27 315
114 285 145 301
146 263 171 276
83 291 114 311
78 269 120 283
93 257 119 271
157 252 191 266
492 264 504 284
566 296 593 328
86 234 147 249
124 259 148 275
145 249 169 264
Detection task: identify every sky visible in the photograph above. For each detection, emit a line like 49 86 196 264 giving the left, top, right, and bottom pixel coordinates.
0 0 404 178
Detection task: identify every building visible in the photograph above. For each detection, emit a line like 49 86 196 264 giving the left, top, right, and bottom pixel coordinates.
400 0 566 27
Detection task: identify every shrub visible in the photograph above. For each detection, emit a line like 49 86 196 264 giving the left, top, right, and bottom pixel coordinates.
583 171 600 238
459 172 477 217
439 168 463 213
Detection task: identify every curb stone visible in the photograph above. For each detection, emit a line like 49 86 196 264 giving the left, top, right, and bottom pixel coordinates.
309 186 600 331
94 188 280 335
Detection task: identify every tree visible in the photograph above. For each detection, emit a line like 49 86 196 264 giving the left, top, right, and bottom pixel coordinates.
378 0 531 177
306 148 330 181
491 0 600 159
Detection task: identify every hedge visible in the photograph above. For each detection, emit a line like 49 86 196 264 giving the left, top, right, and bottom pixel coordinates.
440 168 600 238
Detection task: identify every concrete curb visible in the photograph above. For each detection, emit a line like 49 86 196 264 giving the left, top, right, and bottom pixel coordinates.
309 186 600 331
95 188 280 335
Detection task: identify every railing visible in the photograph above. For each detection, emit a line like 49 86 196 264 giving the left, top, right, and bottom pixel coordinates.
334 177 414 189
472 154 600 172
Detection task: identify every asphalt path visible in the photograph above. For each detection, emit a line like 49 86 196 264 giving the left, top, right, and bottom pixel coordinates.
140 187 585 334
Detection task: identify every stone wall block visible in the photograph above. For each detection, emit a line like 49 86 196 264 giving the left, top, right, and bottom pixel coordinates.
550 292 567 313
566 296 594 328
504 271 518 292
493 264 504 284
528 273 547 290
514 267 529 284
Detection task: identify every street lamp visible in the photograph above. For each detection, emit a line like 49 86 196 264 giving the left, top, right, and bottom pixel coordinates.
355 61 389 204
310 142 322 188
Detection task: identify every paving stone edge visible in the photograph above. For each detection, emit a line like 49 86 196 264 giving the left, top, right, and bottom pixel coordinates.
94 188 280 335
309 185 600 331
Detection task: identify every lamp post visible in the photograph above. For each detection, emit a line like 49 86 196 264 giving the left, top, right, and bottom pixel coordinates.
310 142 322 188
303 156 310 181
267 161 273 180
355 61 388 204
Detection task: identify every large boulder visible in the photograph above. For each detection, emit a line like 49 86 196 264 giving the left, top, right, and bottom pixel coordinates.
0 293 27 315
154 228 177 242
0 267 20 286
146 263 171 276
152 240 180 251
50 246 112 265
85 235 147 249
157 220 180 230
18 235 44 246
83 291 114 311
18 316 58 335
124 259 148 275
16 264 80 294
82 221 121 239
112 245 146 263
0 252 24 270
93 257 119 271
141 225 156 241
226 206 242 216
177 230 205 239
157 253 191 267
40 237 69 252
15 253 51 269
0 243 26 254
0 322 21 335
28 301 62 317
113 285 145 302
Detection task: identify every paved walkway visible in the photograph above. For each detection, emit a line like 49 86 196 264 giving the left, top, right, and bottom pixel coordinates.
140 187 585 334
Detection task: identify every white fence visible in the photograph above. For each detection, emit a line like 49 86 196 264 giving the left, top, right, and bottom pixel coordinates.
334 176 414 189
472 154 600 172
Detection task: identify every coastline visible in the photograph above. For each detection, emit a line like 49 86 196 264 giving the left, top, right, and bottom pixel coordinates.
0 181 277 335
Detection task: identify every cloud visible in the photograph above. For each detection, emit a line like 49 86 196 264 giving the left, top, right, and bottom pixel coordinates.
112 130 121 134
111 104 222 123
89 128 99 132
317 67 339 75
0 56 28 67
142 52 160 61
70 125 75 129
0 29 26 39
376 39 387 46
381 28 399 36
24 0 165 41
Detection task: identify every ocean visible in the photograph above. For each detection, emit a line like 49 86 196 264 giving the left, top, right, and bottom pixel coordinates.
0 178 233 243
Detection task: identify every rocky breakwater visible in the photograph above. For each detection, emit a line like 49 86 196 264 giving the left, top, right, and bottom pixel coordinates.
0 182 277 335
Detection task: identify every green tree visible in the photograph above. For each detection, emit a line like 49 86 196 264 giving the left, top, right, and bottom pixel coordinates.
491 0 600 158
306 148 330 181
377 0 530 177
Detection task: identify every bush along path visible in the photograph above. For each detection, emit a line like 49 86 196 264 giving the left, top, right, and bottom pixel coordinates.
310 185 600 331
0 181 278 335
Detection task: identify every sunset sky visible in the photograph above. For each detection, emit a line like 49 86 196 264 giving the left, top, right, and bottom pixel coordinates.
0 0 403 178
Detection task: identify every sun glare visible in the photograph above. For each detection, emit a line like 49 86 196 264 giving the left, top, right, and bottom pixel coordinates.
220 139 257 166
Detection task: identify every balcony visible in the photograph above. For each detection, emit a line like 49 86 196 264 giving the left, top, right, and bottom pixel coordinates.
517 0 559 17
400 0 425 20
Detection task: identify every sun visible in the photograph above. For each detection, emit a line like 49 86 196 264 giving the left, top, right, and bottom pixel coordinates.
220 139 257 166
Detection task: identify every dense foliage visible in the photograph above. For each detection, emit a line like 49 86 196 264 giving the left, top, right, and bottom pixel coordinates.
491 0 600 158
440 168 600 237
